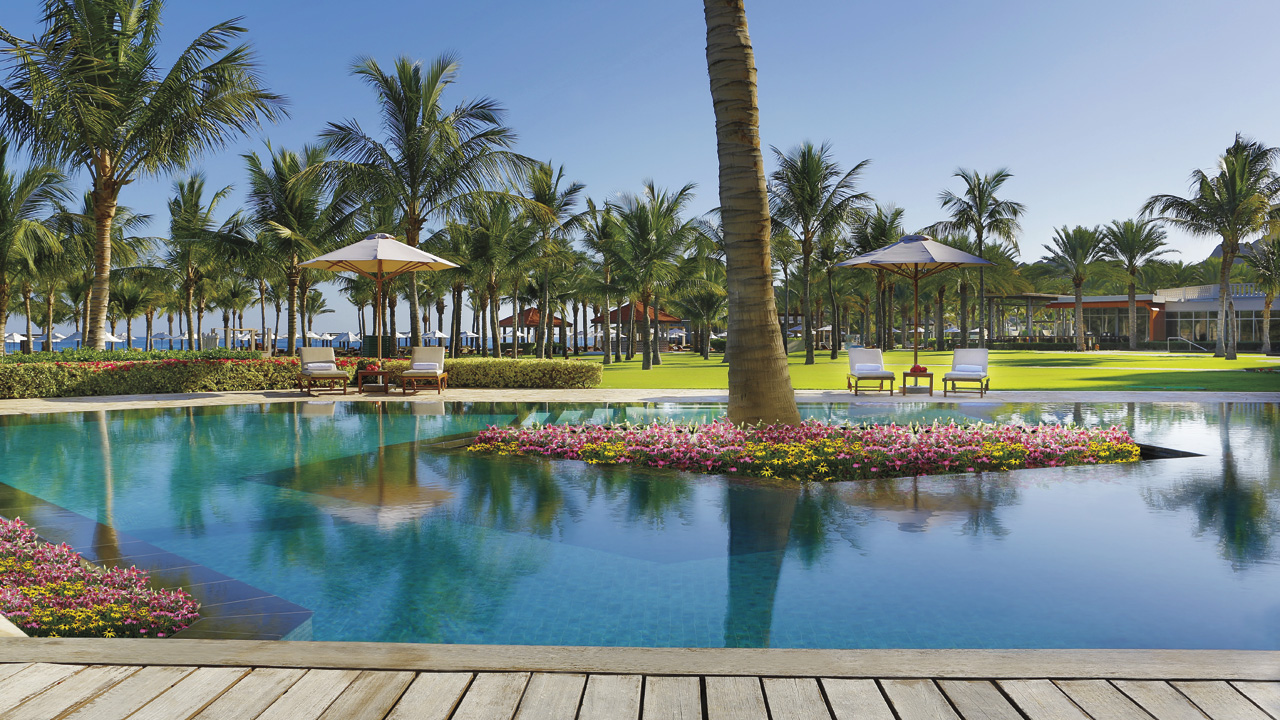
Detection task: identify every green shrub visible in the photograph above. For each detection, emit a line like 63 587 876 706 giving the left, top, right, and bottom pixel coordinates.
369 357 602 389
0 349 261 364
710 338 726 353
0 356 601 399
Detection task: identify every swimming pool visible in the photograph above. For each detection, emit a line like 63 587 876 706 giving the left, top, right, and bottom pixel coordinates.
0 400 1276 649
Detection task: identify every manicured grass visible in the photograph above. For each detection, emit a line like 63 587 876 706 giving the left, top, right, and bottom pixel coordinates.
593 349 1280 391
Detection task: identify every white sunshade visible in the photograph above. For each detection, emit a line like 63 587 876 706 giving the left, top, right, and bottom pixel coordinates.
300 233 458 277
63 331 83 341
331 332 361 343
461 331 479 338
3 332 26 342
150 332 174 339
304 331 325 339
429 330 448 339
102 333 125 343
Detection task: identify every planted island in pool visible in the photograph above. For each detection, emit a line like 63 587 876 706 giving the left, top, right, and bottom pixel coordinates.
467 419 1142 482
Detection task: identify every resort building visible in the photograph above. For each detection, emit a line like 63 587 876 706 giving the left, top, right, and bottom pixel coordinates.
1042 283 1280 347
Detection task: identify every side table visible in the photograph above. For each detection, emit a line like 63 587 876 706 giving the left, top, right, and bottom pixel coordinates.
901 371 933 396
357 369 391 394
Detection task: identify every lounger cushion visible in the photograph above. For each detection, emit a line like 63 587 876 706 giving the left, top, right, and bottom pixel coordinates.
411 362 440 371
401 368 443 376
304 362 337 372
854 363 883 372
851 370 894 379
944 371 986 380
954 364 985 374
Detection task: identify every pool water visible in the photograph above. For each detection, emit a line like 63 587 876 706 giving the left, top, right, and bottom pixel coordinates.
1 400 1278 649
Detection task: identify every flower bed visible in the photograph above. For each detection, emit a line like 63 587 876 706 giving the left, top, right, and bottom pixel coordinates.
468 420 1142 481
0 517 199 638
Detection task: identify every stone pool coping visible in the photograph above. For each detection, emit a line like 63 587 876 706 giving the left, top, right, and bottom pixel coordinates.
2 638 1279 680
1 388 1278 416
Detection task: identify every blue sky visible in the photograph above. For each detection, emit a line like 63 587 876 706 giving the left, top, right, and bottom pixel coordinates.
7 0 1280 335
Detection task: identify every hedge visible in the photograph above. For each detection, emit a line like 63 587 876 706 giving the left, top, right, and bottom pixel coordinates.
0 349 261 364
0 357 601 399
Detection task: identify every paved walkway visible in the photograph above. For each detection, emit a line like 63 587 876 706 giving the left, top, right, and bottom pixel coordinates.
2 388 1278 416
2 641 1280 719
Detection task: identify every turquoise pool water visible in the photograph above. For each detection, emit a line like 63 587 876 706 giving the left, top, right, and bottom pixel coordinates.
1 400 1277 649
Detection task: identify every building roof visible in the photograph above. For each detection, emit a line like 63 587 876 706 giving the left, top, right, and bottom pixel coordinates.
498 308 566 327
592 303 682 324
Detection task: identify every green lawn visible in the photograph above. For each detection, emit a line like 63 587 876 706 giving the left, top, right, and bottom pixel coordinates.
594 349 1280 392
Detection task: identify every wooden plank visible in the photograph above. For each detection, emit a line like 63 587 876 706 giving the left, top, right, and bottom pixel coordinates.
642 676 702 720
880 679 961 720
512 673 586 720
821 679 895 720
0 665 31 685
1055 680 1155 720
937 680 1023 720
577 674 642 720
61 666 196 720
191 668 307 720
385 673 473 720
451 672 530 720
0 663 83 715
317 671 414 720
1173 681 1270 720
1233 682 1280 719
705 676 767 720
256 669 361 720
126 667 250 720
1113 681 1210 720
763 677 832 720
998 679 1090 719
3 664 137 720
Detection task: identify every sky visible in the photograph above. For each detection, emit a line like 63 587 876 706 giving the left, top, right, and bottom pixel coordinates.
6 0 1280 336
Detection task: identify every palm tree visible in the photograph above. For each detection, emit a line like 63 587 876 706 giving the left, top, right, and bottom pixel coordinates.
319 54 525 347
850 204 905 348
610 182 705 370
579 199 623 364
1043 226 1106 351
0 0 285 349
521 162 584 358
244 144 356 355
769 142 871 364
1143 135 1280 359
0 139 65 355
771 228 799 345
1244 236 1280 354
702 0 800 425
1102 219 1170 349
933 168 1026 347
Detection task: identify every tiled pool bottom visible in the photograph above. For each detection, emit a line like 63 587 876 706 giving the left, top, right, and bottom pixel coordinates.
0 401 1277 649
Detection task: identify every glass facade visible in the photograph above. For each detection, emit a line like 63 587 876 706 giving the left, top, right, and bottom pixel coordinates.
1165 310 1279 343
1056 307 1149 341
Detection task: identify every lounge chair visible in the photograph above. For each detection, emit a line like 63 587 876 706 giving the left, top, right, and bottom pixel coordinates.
297 347 347 396
943 348 990 397
846 348 895 395
400 346 448 395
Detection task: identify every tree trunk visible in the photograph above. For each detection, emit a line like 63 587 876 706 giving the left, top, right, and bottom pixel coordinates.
436 299 446 353
259 280 271 356
87 185 118 350
145 311 154 352
1074 281 1086 352
45 292 55 352
1216 244 1233 358
1128 275 1138 350
651 293 662 365
640 292 653 370
801 242 814 364
626 305 636 360
959 281 969 348
976 228 986 348
1262 293 1274 355
602 298 612 364
704 0 800 424
935 286 946 351
826 269 839 359
0 277 8 356
286 263 300 356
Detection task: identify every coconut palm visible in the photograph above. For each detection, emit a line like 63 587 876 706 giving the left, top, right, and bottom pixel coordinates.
702 0 800 425
0 140 65 355
768 142 871 364
771 228 800 345
319 54 525 347
1243 236 1280 354
849 204 906 348
579 199 623 364
244 144 357 355
1043 226 1106 351
1143 134 1280 359
1101 219 1170 349
610 182 705 370
0 0 285 349
520 162 584 358
932 168 1026 347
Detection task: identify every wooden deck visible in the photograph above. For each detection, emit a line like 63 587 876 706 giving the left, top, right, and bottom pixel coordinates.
4 641 1280 719
5 662 1280 719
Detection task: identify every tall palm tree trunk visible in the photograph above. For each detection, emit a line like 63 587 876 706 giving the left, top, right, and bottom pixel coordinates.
1127 276 1138 350
626 306 636 360
87 190 118 350
651 293 662 366
1216 247 1234 358
801 248 814 364
1261 291 1274 355
704 0 800 424
1074 281 1086 352
826 269 839 359
258 281 271 356
958 281 969 348
935 286 946 351
640 291 653 370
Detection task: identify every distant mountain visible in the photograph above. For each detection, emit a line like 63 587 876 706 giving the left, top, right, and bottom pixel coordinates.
1208 239 1261 262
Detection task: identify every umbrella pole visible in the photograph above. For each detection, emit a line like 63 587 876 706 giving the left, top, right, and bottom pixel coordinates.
375 277 384 362
913 272 920 367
